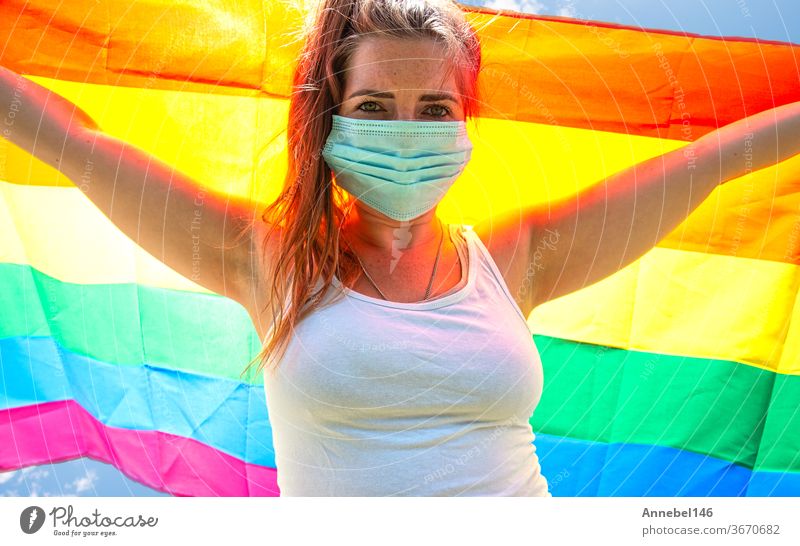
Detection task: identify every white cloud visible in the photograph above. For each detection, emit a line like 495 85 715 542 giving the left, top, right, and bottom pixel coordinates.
1 467 49 489
22 468 50 482
557 2 577 17
484 0 546 14
70 469 98 494
0 467 52 496
16 466 50 497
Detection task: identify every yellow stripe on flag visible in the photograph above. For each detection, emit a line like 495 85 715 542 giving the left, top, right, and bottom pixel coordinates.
529 246 799 374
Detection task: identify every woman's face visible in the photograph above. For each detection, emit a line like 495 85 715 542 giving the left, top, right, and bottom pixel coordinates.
336 36 465 122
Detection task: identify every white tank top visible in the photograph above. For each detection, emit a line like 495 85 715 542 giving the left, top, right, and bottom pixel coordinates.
262 224 551 496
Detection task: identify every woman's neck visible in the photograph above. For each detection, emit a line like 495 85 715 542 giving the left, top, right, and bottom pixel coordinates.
339 203 441 252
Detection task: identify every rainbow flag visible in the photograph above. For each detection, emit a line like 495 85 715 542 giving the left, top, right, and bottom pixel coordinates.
1 1 799 496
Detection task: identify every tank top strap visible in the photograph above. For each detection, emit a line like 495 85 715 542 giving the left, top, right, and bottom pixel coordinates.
434 223 468 298
459 224 531 327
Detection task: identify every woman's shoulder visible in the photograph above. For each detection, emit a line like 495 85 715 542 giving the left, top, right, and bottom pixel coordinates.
469 214 531 268
469 213 538 316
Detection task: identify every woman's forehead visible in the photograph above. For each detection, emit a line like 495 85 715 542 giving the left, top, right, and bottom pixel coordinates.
343 37 459 94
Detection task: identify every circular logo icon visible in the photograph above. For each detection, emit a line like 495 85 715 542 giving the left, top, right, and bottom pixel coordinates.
20 506 45 534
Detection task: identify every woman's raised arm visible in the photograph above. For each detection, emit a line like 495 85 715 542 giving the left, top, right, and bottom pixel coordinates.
0 64 265 306
523 100 800 307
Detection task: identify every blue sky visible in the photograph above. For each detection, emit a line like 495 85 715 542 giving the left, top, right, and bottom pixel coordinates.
0 459 170 497
2 0 797 498
464 0 799 43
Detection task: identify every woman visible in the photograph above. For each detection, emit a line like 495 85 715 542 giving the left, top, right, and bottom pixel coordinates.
1 0 799 496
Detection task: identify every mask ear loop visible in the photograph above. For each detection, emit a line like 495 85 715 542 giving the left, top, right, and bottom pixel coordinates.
447 223 468 292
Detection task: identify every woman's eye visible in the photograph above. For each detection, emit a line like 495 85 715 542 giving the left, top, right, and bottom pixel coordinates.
355 101 452 117
357 101 382 112
426 104 451 117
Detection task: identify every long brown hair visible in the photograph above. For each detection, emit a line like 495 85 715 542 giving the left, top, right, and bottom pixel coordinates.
241 0 484 379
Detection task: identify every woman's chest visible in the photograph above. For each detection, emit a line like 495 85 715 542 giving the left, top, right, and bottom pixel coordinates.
264 294 544 424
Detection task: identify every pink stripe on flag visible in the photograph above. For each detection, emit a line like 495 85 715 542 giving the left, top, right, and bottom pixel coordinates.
0 400 280 496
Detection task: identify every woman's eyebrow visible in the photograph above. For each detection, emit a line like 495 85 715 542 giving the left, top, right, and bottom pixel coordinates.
345 88 458 103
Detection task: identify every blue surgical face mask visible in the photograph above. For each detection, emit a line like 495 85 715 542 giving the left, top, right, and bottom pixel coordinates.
321 114 473 221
